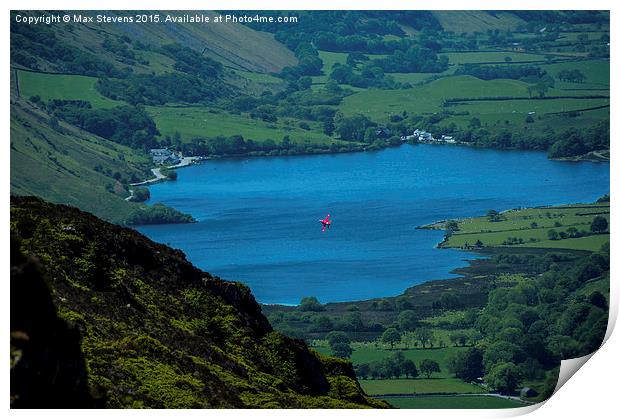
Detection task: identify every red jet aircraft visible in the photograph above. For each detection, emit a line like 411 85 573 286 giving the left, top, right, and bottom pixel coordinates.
319 214 332 232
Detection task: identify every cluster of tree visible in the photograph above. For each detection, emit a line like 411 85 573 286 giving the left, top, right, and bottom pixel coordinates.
329 63 403 89
371 47 449 73
448 244 610 394
556 69 587 83
431 309 480 331
130 187 150 202
314 33 410 54
455 64 550 82
96 72 232 106
380 326 442 350
158 166 178 181
334 114 376 141
46 100 160 149
545 218 607 241
126 203 196 225
11 21 125 77
355 352 440 380
431 292 462 310
279 42 323 80
101 35 137 64
177 134 368 159
159 43 223 80
449 121 609 158
547 122 609 158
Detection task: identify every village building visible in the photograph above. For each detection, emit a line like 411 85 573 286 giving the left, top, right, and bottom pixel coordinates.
149 148 181 165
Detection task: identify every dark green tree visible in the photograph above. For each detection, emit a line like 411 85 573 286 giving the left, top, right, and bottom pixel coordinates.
419 359 441 378
381 327 401 349
590 216 608 233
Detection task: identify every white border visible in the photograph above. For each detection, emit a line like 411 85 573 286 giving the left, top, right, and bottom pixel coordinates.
3 1 617 419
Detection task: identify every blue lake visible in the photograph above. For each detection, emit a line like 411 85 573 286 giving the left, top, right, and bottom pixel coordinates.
136 144 609 305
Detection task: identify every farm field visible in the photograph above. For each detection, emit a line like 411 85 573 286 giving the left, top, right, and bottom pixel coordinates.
439 51 554 64
340 74 607 122
360 378 484 395
146 106 337 145
442 203 610 251
520 233 610 251
540 59 610 86
340 76 533 120
383 395 528 409
16 70 121 109
234 70 283 85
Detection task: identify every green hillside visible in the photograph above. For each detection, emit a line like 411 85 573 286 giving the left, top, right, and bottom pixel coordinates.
10 97 150 223
11 11 296 74
11 197 386 408
432 11 526 33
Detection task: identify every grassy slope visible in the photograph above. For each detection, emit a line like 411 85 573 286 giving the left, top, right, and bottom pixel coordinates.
442 203 610 251
10 96 150 223
16 10 296 74
146 106 338 145
432 11 525 33
16 70 121 108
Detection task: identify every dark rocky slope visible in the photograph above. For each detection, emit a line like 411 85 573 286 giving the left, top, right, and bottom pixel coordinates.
10 196 386 408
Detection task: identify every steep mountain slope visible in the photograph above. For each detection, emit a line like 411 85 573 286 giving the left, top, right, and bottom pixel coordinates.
432 11 526 33
10 197 386 408
10 92 151 223
12 10 297 74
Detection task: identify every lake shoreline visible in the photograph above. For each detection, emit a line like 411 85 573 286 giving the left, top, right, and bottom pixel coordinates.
138 144 609 305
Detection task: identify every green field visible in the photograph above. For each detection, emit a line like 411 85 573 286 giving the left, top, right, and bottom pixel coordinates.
133 50 176 75
439 51 552 64
16 70 121 109
443 204 610 251
315 345 468 379
341 73 609 124
360 378 484 395
235 70 283 85
318 50 388 73
383 395 527 409
540 59 610 86
146 106 337 145
340 75 534 120
520 233 610 251
387 72 445 85
318 51 349 72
